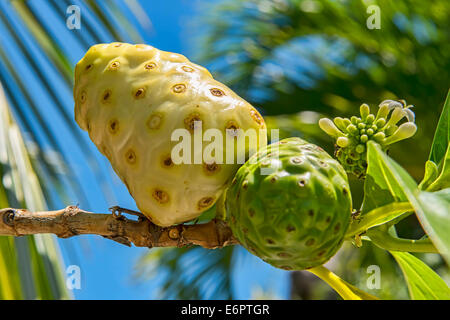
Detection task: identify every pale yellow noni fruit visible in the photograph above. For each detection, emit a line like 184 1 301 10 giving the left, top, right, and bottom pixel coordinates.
74 42 267 227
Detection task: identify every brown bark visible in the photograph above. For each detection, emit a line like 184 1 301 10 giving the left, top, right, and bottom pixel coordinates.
0 206 238 249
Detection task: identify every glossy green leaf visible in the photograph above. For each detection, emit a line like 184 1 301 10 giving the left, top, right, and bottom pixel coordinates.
365 142 450 263
426 144 450 191
418 160 440 190
429 89 450 166
361 141 411 215
413 190 450 263
391 251 450 300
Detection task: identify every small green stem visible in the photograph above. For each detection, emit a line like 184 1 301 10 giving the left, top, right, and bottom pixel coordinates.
367 228 438 253
308 265 378 300
345 202 412 238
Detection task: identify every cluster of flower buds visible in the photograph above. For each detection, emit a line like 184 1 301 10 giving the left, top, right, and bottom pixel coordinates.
319 100 417 178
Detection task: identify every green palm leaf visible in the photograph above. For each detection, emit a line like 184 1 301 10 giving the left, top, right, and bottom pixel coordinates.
0 0 151 300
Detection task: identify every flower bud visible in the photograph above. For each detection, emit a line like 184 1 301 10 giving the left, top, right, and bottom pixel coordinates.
376 104 390 120
373 132 385 142
385 107 406 128
383 123 417 145
366 114 375 124
360 103 370 119
319 118 344 138
355 144 366 154
333 117 348 132
336 136 350 148
385 125 398 136
404 108 415 122
375 118 386 128
347 124 358 135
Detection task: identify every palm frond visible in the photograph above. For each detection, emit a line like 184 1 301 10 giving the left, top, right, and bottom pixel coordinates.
0 0 152 299
136 246 235 300
0 83 70 299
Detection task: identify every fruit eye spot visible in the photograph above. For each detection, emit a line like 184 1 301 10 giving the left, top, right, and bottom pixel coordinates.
242 180 248 190
172 83 186 93
334 223 341 233
298 179 307 187
80 91 87 103
225 121 239 136
203 162 220 175
210 88 225 97
125 149 137 164
325 216 331 224
101 89 112 103
198 196 214 209
162 155 173 167
305 239 315 246
147 114 163 130
145 62 156 70
308 210 314 217
182 66 194 72
108 119 119 134
85 64 93 71
184 113 202 132
266 239 275 244
133 88 146 99
291 157 303 164
108 61 120 70
249 108 263 126
152 189 169 204
277 252 292 258
286 225 296 232
317 250 326 257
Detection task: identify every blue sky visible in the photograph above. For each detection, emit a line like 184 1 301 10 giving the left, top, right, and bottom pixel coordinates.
0 0 290 299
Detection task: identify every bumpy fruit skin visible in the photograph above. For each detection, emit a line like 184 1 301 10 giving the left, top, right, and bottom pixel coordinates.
226 137 352 270
74 42 266 227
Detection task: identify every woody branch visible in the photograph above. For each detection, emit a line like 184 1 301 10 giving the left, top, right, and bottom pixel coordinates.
0 206 237 249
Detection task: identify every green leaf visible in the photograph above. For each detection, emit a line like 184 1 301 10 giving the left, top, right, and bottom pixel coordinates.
365 142 450 263
429 89 450 165
361 141 411 215
391 251 450 300
347 202 412 237
0 85 71 299
426 144 450 191
418 160 440 190
413 190 450 262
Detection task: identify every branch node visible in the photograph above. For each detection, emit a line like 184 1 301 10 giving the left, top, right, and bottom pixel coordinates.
2 209 16 226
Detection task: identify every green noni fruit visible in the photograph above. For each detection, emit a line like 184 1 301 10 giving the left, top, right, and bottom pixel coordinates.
225 137 352 270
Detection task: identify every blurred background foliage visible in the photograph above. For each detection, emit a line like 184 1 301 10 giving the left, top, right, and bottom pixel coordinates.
150 0 450 300
0 0 448 300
